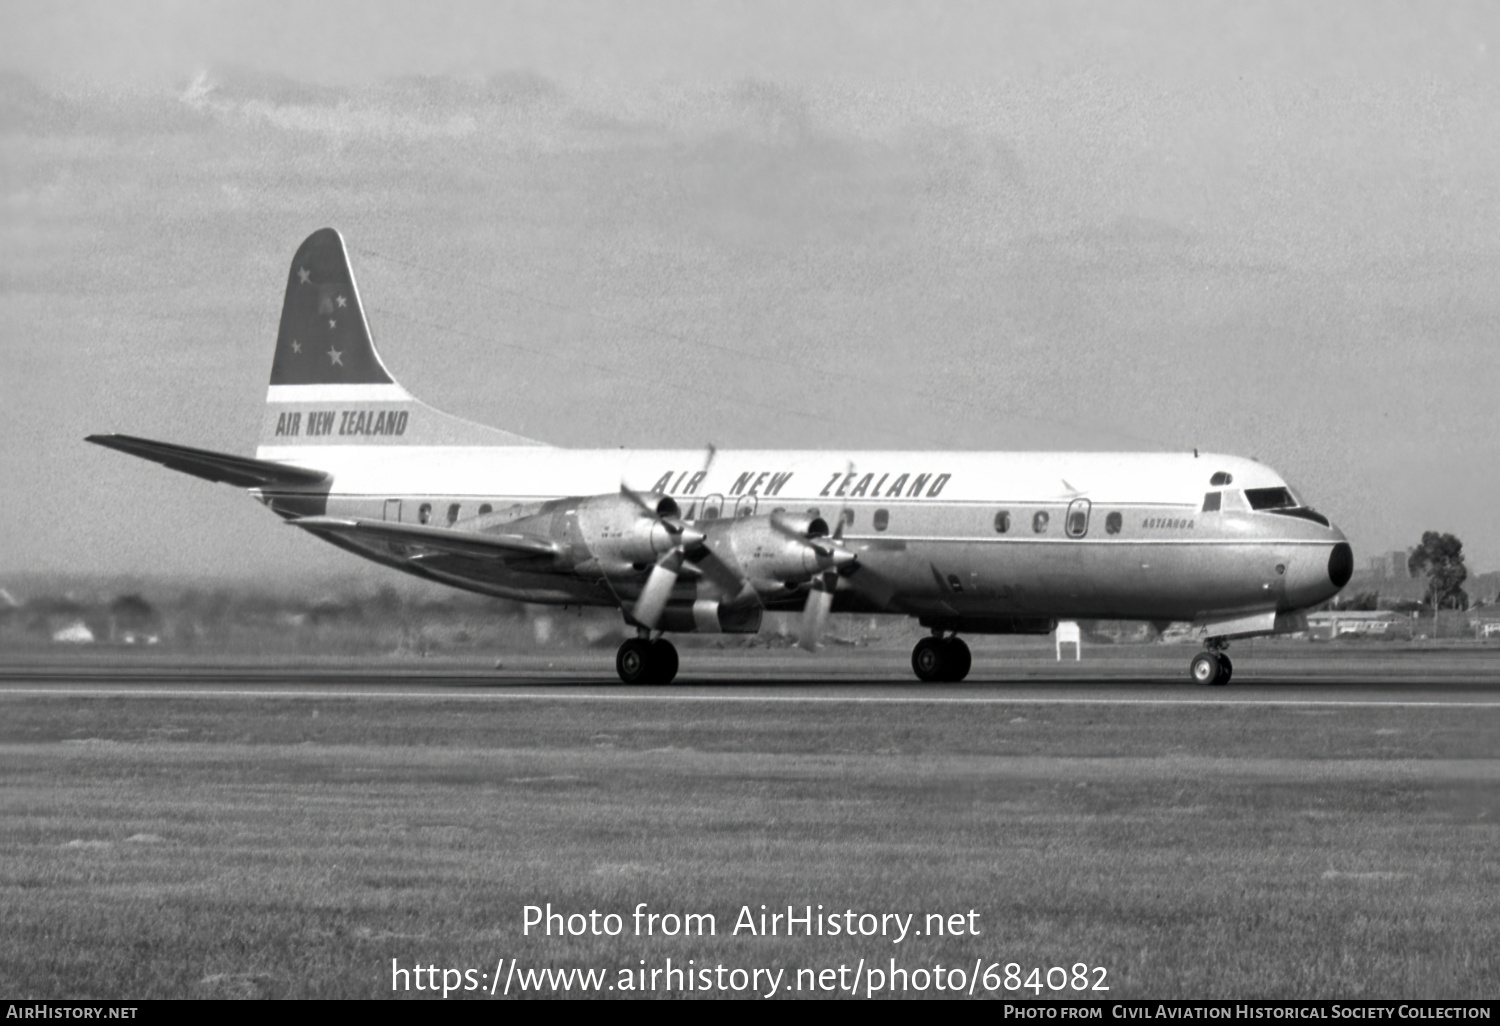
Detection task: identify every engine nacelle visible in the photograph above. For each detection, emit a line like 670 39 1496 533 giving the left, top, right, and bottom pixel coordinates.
505 492 682 574
702 512 840 585
573 492 681 568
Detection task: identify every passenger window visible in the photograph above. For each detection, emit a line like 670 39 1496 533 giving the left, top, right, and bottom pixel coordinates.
994 511 1010 534
1105 512 1122 535
478 503 493 516
418 502 432 525
702 494 724 520
873 509 889 531
947 574 964 593
446 503 461 525
1065 499 1091 538
734 495 758 518
1033 511 1049 534
1210 471 1234 486
1202 491 1222 513
841 509 855 528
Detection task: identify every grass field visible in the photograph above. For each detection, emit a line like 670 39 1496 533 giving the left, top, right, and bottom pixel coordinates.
2 657 1498 999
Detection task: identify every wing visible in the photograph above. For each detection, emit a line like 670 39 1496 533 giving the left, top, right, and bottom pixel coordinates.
87 434 329 489
289 516 562 563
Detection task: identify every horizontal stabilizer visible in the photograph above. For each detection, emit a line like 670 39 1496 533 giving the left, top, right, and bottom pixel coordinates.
289 516 562 561
87 433 329 489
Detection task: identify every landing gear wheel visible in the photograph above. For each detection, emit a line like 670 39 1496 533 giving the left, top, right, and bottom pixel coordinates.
649 639 679 684
616 638 679 685
912 637 946 682
1190 651 1224 686
1217 654 1233 685
941 637 972 682
616 638 653 685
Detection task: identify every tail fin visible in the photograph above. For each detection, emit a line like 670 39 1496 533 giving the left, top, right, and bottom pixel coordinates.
258 228 541 454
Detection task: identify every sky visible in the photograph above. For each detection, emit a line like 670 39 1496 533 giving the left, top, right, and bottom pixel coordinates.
2 0 1498 586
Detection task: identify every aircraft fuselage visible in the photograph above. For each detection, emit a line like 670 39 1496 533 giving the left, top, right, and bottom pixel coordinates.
253 445 1351 626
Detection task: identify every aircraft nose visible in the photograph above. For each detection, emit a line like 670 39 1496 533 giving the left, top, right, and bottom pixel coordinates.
1327 541 1353 589
1283 535 1353 610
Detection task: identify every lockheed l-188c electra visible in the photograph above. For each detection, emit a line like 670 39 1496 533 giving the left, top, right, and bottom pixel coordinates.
89 228 1354 685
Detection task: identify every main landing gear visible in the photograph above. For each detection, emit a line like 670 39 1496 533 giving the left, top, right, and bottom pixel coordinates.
616 635 679 685
912 633 972 683
1189 639 1233 686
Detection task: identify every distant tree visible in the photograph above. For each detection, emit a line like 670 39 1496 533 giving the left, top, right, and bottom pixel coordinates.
1407 532 1469 611
1341 591 1380 611
109 594 157 632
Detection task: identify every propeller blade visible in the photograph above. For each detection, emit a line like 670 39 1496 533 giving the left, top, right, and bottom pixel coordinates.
842 563 897 609
694 543 752 599
633 556 681 628
620 482 656 515
798 575 836 652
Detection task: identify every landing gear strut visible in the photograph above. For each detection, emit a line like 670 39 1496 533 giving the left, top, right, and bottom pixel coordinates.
616 636 679 685
912 633 972 683
1189 638 1232 686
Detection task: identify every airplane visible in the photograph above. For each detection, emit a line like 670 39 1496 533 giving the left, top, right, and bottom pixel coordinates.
88 228 1353 686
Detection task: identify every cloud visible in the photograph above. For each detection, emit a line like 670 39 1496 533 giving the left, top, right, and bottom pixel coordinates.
177 67 482 141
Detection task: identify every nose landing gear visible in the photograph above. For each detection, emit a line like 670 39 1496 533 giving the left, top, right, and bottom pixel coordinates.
616 635 679 685
1189 640 1233 686
912 633 972 682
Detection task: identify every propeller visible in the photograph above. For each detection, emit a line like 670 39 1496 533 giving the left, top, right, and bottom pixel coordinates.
621 444 719 630
798 572 838 652
620 493 705 629
632 547 688 630
763 465 863 651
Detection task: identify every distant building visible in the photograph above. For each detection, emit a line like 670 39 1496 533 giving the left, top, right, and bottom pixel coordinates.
1305 610 1410 640
51 621 95 644
1468 618 1500 640
1368 550 1409 580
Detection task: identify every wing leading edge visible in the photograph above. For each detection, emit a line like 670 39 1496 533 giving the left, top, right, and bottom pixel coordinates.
289 516 563 562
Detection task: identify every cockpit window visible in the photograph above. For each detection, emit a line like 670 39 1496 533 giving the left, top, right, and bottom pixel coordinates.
1210 471 1233 486
1202 491 1222 513
1245 487 1296 510
1244 486 1330 526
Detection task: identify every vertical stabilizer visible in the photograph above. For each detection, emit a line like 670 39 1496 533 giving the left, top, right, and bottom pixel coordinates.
258 228 542 454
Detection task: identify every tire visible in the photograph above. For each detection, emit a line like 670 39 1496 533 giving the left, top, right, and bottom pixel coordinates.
912 637 946 682
616 638 654 685
941 638 972 682
1190 652 1222 686
1217 654 1233 685
650 639 679 685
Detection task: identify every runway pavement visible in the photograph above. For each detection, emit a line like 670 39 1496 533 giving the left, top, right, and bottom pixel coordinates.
3 648 1500 707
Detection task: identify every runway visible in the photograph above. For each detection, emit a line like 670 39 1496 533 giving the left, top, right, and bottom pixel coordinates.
4 682 1500 708
4 647 1500 707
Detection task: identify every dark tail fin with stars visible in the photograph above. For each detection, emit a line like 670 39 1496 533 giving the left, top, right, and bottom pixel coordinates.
258 228 540 454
